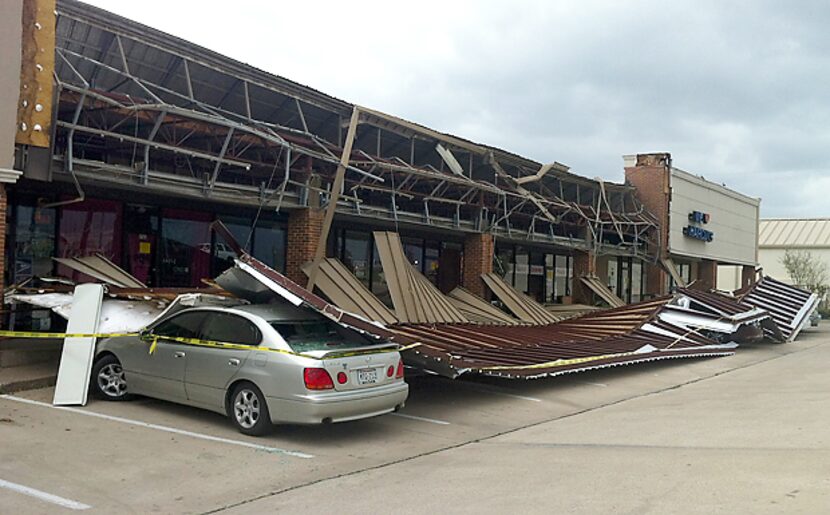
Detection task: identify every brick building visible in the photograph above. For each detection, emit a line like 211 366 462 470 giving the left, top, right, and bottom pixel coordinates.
1 0 759 343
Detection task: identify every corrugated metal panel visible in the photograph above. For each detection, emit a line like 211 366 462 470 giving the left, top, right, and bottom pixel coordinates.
739 276 819 342
759 219 830 248
447 287 519 325
54 254 147 288
395 298 735 379
302 258 398 326
481 273 561 325
373 232 467 324
579 275 625 307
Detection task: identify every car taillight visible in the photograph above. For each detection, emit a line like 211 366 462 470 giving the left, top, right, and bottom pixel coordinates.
337 371 348 384
386 365 395 377
304 368 334 390
395 359 404 379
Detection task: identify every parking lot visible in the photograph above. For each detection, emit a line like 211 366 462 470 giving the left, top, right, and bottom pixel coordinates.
2 326 829 514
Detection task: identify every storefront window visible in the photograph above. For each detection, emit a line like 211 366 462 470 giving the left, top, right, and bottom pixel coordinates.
424 241 440 286
620 258 631 302
342 230 372 288
545 254 555 303
253 220 286 273
554 255 571 303
607 258 619 296
214 216 250 276
123 205 158 286
495 245 514 286
11 204 55 284
527 251 545 302
514 246 529 293
58 199 122 281
159 209 211 287
631 261 643 303
402 237 425 273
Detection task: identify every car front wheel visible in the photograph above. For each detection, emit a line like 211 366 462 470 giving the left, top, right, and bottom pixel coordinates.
229 382 272 436
91 354 132 401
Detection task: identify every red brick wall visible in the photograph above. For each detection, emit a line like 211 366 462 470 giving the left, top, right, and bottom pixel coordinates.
625 155 671 296
462 233 494 298
741 264 757 288
571 250 594 305
285 208 324 285
695 259 718 291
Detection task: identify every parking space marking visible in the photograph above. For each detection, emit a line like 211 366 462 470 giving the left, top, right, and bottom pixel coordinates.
0 395 313 459
390 413 451 425
0 478 91 511
463 384 542 402
580 382 607 387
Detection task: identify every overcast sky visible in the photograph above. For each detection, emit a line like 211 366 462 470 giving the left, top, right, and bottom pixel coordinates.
84 0 830 218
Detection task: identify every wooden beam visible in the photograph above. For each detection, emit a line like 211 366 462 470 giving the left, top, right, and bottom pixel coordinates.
306 106 360 290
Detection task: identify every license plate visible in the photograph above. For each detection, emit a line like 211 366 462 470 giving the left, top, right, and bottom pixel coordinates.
357 368 378 385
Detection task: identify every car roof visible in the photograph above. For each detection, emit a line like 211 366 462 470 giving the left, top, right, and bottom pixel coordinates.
227 303 325 322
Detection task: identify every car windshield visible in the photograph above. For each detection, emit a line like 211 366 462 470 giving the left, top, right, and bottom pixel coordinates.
270 320 372 352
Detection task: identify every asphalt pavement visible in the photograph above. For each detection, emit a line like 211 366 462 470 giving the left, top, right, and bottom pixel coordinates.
2 325 828 514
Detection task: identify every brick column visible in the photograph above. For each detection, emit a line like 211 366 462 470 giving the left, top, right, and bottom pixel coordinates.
285 208 324 285
625 153 671 298
571 250 595 305
695 259 718 291
741 264 757 289
644 261 667 297
462 233 494 298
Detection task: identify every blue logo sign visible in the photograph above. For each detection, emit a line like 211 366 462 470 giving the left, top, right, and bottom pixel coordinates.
684 210 713 242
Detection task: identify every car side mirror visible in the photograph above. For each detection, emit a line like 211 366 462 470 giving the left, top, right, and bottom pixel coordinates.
139 330 154 342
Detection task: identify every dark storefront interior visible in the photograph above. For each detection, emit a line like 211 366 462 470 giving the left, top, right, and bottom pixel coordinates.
7 191 288 290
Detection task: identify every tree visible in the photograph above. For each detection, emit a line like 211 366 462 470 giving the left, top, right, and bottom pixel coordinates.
780 249 829 299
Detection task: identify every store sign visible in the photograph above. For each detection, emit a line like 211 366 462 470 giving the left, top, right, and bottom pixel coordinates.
684 210 714 242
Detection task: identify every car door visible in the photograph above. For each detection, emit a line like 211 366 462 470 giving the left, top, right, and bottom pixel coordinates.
183 312 261 411
123 311 209 402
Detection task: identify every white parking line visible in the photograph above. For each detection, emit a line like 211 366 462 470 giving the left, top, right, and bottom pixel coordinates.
581 382 607 388
390 412 451 425
0 395 313 459
448 380 543 402
0 478 91 511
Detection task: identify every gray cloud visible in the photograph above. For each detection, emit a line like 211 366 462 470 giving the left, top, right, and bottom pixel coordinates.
85 0 830 217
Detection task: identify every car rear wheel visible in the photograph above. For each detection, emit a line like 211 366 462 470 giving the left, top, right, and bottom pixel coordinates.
229 382 272 436
91 354 132 401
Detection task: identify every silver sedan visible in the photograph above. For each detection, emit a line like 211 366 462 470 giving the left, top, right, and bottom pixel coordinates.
90 303 409 435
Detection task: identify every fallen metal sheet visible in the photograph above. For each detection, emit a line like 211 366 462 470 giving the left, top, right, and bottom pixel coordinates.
220 254 402 342
579 275 626 308
54 253 146 288
739 276 819 342
301 258 398 325
7 293 165 333
481 273 560 325
373 232 467 324
447 287 519 325
385 297 733 379
392 301 735 379
53 284 104 406
657 288 770 343
545 303 602 320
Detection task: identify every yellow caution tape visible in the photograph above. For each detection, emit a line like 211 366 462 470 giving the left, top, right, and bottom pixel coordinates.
476 351 638 371
0 330 139 339
0 329 419 360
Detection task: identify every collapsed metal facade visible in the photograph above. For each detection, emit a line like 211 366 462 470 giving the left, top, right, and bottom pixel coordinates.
43 0 658 262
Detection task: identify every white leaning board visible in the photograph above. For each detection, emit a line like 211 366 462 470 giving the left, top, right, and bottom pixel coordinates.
53 284 104 406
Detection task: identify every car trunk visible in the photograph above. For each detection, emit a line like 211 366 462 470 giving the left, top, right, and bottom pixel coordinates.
304 345 401 392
